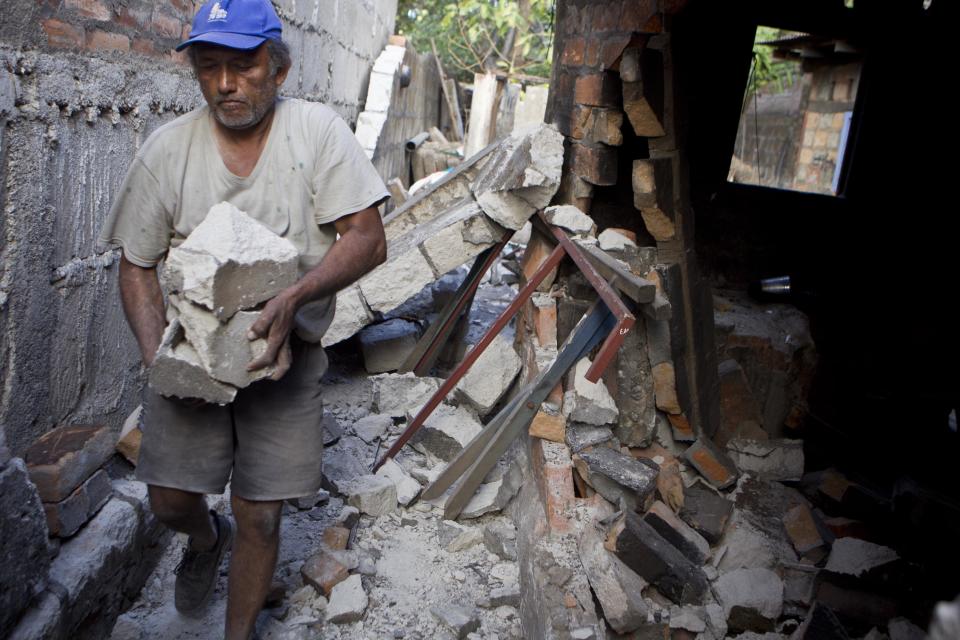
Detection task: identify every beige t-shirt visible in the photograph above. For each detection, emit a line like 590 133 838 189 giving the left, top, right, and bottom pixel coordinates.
98 97 389 342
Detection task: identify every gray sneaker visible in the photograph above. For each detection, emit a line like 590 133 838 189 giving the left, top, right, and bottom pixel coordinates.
174 511 234 615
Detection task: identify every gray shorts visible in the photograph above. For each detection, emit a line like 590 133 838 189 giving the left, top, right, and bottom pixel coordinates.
136 337 328 501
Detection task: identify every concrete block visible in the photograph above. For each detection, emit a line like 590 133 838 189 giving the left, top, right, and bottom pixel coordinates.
301 550 349 596
375 458 421 506
455 333 521 415
341 474 397 516
160 202 298 320
372 372 442 418
148 319 236 405
565 424 616 454
614 313 657 448
431 604 480 639
410 403 483 462
352 413 392 444
483 521 518 560
439 520 483 552
25 423 115 502
726 438 805 482
644 500 710 565
326 574 368 624
0 459 55 638
321 285 374 347
578 498 649 634
713 568 783 633
543 204 596 235
682 438 739 490
358 246 435 314
678 482 733 544
598 228 637 252
471 124 565 230
605 511 709 605
44 468 113 538
170 296 276 387
576 446 658 501
563 357 619 426
359 318 421 374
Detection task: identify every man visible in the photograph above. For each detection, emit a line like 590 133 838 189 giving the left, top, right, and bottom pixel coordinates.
97 0 389 637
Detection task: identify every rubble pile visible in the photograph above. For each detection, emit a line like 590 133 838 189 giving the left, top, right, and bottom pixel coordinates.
150 202 299 404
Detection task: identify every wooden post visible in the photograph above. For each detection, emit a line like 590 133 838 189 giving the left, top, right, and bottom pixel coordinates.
464 72 502 159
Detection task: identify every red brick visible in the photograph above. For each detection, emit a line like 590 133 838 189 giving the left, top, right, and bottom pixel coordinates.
600 35 633 70
322 526 350 551
583 37 601 68
300 551 348 596
520 228 558 292
783 503 825 556
560 36 585 66
569 141 618 186
591 5 619 32
131 38 158 56
573 72 620 108
570 105 623 146
531 439 576 534
621 0 662 33
667 413 696 442
115 5 150 29
66 0 110 20
170 0 194 14
529 411 566 443
86 29 130 52
26 425 114 502
43 18 85 49
532 299 557 349
682 438 739 490
152 9 183 38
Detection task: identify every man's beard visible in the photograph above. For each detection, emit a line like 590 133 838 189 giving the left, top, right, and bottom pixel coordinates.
212 91 276 129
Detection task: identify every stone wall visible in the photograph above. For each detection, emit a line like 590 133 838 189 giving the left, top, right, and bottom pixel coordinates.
0 0 398 456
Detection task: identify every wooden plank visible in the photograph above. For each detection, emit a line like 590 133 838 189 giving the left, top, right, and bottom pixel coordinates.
464 72 502 159
431 38 464 141
429 126 449 144
574 240 657 304
386 177 408 206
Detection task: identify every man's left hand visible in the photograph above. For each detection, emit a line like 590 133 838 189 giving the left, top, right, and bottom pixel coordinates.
247 290 297 380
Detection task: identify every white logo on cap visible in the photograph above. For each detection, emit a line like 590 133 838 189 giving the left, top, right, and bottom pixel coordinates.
208 2 228 21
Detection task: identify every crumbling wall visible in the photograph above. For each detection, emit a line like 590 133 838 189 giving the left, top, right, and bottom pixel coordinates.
0 0 397 456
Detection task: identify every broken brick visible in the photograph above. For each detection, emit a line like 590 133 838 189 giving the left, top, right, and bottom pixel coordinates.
651 362 682 414
26 424 116 503
301 550 349 596
783 503 825 557
574 72 621 108
667 413 696 442
568 141 618 186
322 526 351 551
682 438 739 490
43 469 113 538
678 482 733 544
529 411 566 443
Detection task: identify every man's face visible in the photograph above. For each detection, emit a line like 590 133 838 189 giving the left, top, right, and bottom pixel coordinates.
193 43 287 130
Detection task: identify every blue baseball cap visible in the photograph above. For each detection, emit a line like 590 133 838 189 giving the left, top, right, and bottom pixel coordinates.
175 0 282 52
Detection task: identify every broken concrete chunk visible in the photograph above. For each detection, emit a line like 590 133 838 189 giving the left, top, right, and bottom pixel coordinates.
483 521 518 561
824 537 899 577
598 228 638 252
358 318 421 374
644 500 710 565
410 403 483 462
374 458 421 506
161 202 299 320
543 205 597 236
25 424 116 503
421 201 506 276
714 568 784 633
321 285 374 348
678 483 733 544
352 414 392 444
325 574 368 624
563 357 619 426
605 510 709 605
576 447 658 501
470 124 564 230
669 605 707 633
359 246 436 316
170 296 275 387
726 438 805 482
430 604 481 640
455 334 521 415
372 372 442 418
682 438 739 490
149 319 237 405
579 499 649 634
340 475 397 517
460 458 523 519
439 520 482 552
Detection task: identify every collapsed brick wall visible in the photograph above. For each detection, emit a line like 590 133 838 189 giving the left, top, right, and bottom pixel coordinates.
0 0 398 457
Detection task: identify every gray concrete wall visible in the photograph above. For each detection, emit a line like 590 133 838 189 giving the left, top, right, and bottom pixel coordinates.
0 0 397 456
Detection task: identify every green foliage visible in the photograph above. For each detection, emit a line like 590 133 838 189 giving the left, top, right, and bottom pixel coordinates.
749 26 799 94
397 0 555 83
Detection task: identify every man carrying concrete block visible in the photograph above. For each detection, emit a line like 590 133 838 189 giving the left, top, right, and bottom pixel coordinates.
97 0 389 636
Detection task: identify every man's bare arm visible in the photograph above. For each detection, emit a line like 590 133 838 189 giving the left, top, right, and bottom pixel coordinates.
247 205 387 372
119 255 166 367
